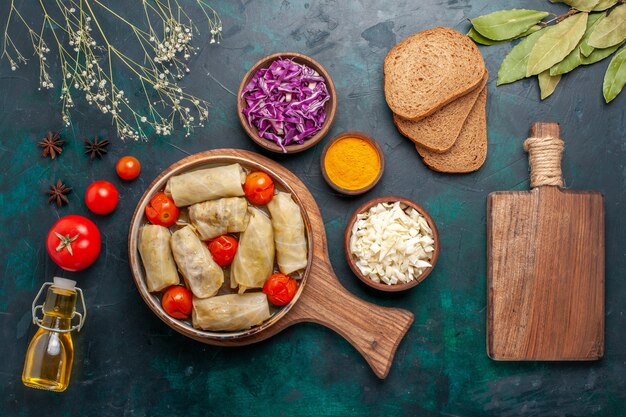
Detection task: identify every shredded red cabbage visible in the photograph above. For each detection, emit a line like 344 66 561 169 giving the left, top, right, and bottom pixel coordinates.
242 58 330 152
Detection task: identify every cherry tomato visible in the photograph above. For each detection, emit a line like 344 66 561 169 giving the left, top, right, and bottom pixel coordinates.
161 286 193 319
244 171 275 205
116 156 141 180
46 215 102 272
262 273 298 306
207 235 238 267
145 192 179 227
85 180 119 215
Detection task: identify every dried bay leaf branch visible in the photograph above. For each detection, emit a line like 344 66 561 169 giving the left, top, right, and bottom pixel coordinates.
550 12 605 75
467 0 626 101
526 12 588 76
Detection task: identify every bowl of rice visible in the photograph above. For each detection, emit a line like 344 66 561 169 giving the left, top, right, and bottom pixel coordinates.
344 196 439 292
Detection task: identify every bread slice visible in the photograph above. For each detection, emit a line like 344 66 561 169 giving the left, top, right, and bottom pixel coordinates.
384 27 485 121
416 86 487 173
394 72 487 153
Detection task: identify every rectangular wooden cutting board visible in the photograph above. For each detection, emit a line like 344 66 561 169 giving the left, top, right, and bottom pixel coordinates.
487 123 604 361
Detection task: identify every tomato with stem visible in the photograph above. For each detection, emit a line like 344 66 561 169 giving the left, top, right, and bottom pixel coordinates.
46 215 102 271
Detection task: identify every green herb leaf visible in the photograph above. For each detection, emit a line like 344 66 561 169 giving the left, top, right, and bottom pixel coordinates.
582 41 624 64
588 4 626 49
551 12 605 75
497 29 547 85
468 26 542 45
592 0 619 11
527 12 588 76
551 0 600 12
538 70 562 99
468 27 501 45
603 45 626 102
550 48 583 75
580 12 607 56
471 9 549 41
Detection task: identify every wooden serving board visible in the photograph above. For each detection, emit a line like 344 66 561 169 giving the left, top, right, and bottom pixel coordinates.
129 149 414 379
487 123 604 361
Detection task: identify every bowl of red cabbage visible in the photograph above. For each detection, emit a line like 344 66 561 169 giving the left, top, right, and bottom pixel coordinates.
237 52 337 154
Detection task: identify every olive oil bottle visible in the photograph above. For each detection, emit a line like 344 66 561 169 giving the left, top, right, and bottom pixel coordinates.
22 277 86 392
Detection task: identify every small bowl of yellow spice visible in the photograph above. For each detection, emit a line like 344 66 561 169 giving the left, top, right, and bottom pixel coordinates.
321 131 384 195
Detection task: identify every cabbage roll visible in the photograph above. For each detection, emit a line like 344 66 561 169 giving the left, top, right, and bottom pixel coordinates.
231 207 275 292
192 293 271 331
138 225 180 292
267 192 308 274
165 163 246 207
188 197 249 241
170 226 224 298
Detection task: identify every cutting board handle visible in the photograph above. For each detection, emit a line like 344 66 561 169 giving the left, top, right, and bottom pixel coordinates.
291 260 414 379
525 122 564 189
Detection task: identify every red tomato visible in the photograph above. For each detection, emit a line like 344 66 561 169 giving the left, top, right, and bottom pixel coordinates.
145 192 179 227
46 215 102 272
85 181 119 215
244 171 275 205
262 273 298 306
161 286 193 319
207 235 238 267
116 156 141 180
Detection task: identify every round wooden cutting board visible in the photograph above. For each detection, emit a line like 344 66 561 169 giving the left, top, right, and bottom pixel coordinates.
129 149 414 379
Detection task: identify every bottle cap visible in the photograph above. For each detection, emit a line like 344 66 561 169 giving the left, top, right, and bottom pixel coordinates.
53 277 77 290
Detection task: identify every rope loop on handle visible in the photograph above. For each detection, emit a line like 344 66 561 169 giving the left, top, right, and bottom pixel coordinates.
523 136 564 188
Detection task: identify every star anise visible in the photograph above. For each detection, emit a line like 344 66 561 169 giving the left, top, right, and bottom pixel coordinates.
38 131 64 159
47 179 72 207
84 137 110 160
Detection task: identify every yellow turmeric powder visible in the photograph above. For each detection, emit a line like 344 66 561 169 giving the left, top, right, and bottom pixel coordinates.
323 136 381 190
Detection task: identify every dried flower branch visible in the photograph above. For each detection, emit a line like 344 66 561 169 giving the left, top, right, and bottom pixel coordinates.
2 0 222 140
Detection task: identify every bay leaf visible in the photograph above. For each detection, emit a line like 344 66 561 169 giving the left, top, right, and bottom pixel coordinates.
468 25 542 45
603 45 626 102
471 9 549 41
527 12 588 76
468 27 501 45
551 12 605 74
520 25 544 38
497 28 547 85
550 48 583 75
580 12 607 56
551 0 600 12
582 41 624 64
538 70 562 99
588 4 626 49
592 0 619 11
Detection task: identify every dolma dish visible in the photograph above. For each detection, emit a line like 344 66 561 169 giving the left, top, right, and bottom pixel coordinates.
132 159 312 339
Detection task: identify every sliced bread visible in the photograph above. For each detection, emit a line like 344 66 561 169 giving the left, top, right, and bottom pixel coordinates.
384 27 485 121
394 71 487 153
416 86 487 173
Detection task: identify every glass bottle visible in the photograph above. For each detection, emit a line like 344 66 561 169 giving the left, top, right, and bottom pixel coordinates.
22 277 86 392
